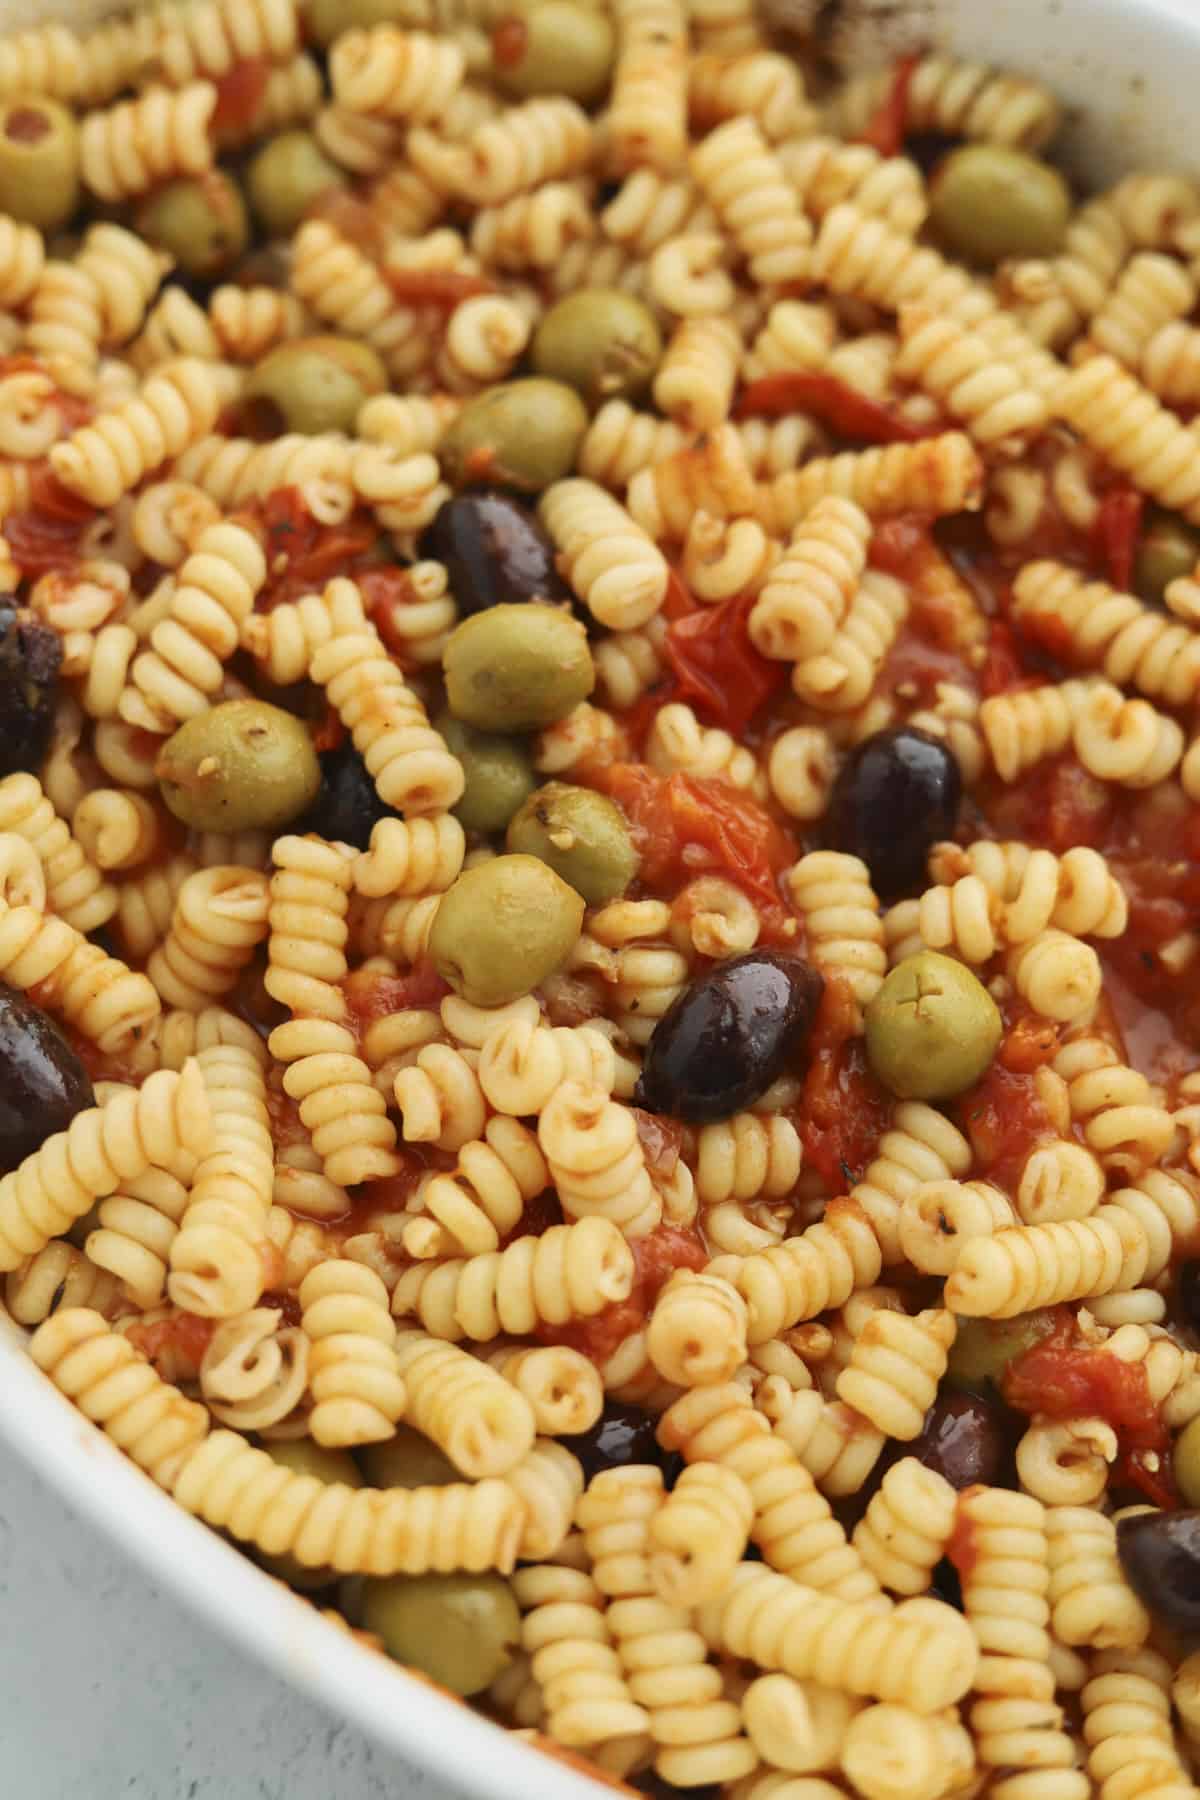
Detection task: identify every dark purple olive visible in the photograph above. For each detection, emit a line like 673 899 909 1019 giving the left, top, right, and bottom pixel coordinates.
928 1558 963 1611
909 1390 1009 1490
0 984 93 1172
634 950 823 1123
0 605 60 779
298 743 395 850
1178 1260 1200 1335
420 490 571 619
827 727 962 900
565 1401 682 1487
1117 1510 1200 1632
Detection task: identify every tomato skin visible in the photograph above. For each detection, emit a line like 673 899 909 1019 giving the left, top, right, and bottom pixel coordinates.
385 269 493 307
211 57 271 133
6 464 96 573
589 760 799 935
955 1060 1054 1194
126 1310 216 1378
856 51 920 156
1003 1312 1170 1470
252 487 378 608
736 370 930 445
663 585 787 735
979 620 1032 697
798 978 892 1189
343 958 450 1032
535 1224 706 1366
1090 482 1143 591
491 15 528 65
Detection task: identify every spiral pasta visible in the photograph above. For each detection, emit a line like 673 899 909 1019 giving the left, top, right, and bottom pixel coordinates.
393 1329 534 1477
0 895 160 1051
754 434 985 534
0 1062 207 1272
167 1044 272 1318
298 1260 408 1447
649 1460 754 1608
330 26 465 121
945 1209 1151 1317
538 479 668 631
403 1117 549 1259
894 306 1051 451
513 1562 649 1757
79 83 217 202
692 117 811 286
538 1079 660 1240
833 53 1062 150
1045 1508 1151 1650
835 1307 956 1441
785 851 886 1012
749 498 871 665
851 1458 957 1597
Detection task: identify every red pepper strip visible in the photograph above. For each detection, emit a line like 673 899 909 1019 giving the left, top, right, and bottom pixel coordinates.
490 15 528 66
1090 482 1144 592
385 268 494 308
856 50 921 157
735 370 931 445
663 588 787 736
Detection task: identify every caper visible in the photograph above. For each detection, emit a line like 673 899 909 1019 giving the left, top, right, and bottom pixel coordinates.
443 603 594 732
530 290 662 408
946 1313 1057 1393
864 950 1002 1101
136 171 249 279
430 853 584 1005
437 712 536 834
0 99 79 233
929 144 1072 266
245 129 346 238
361 1572 520 1696
157 699 322 833
240 336 387 438
494 2 615 103
440 379 588 493
1177 1419 1200 1508
506 780 639 903
1134 508 1200 607
361 1426 459 1490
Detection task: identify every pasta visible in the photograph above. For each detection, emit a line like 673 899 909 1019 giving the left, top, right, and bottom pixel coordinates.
2 19 1200 1789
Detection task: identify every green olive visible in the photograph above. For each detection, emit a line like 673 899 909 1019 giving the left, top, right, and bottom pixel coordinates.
430 853 584 1005
437 712 536 834
865 950 1002 1101
506 780 638 904
361 1426 459 1490
157 699 322 833
1176 1418 1200 1507
0 99 79 233
259 1439 362 1588
245 130 346 238
1134 508 1200 607
440 379 588 493
241 336 388 438
361 1572 520 1696
946 1312 1058 1393
929 145 1072 267
530 290 662 408
444 603 594 733
304 0 425 45
136 171 249 279
494 2 615 103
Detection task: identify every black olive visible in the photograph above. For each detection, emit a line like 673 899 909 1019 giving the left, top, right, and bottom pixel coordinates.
635 950 823 1123
0 985 93 1171
827 727 962 900
0 606 61 779
565 1400 682 1487
928 1557 964 1611
1178 1259 1200 1335
908 1389 1011 1490
298 743 396 851
1117 1510 1200 1633
420 490 572 618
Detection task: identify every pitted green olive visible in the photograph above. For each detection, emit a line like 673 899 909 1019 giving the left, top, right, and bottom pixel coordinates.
443 603 594 732
438 712 536 834
430 854 585 1005
361 1572 520 1696
440 379 588 493
506 781 639 903
157 700 321 833
865 950 1002 1100
929 144 1071 266
1135 509 1200 607
361 1426 459 1490
494 2 615 103
136 171 249 278
0 98 79 233
241 336 387 437
530 290 662 407
245 130 346 237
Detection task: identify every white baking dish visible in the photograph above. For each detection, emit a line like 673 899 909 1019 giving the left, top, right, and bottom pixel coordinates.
1 0 1199 1793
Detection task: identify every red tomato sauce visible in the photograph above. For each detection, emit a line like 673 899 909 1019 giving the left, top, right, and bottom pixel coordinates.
250 488 380 609
125 1310 215 1378
954 1060 1056 1195
343 959 450 1034
796 979 892 1189
536 1223 706 1366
